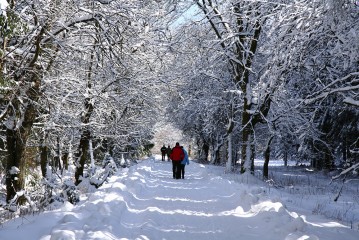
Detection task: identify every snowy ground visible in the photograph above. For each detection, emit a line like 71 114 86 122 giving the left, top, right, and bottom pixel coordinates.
0 156 358 240
251 159 358 227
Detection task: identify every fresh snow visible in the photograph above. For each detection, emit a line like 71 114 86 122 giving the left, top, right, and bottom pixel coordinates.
0 156 357 240
344 97 359 107
0 0 8 17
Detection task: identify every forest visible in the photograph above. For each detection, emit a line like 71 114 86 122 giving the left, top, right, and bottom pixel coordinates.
0 0 358 222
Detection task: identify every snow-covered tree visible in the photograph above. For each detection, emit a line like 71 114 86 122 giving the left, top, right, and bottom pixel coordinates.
166 0 358 178
0 0 172 204
265 0 359 172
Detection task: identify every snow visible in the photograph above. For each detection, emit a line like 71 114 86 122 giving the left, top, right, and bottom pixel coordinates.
0 156 358 240
9 166 20 175
343 97 359 107
0 0 8 17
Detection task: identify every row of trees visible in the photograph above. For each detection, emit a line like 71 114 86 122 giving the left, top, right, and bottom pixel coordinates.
0 0 357 216
0 0 177 209
165 0 359 177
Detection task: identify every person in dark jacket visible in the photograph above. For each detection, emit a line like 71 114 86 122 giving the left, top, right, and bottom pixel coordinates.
166 145 171 161
170 142 184 179
160 144 167 161
180 146 189 179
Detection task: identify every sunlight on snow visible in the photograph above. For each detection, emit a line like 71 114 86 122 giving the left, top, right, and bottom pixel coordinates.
86 231 118 240
220 201 284 218
124 205 215 217
283 173 307 177
300 215 350 228
154 196 218 203
110 182 127 191
285 234 315 240
103 193 125 203
121 199 287 219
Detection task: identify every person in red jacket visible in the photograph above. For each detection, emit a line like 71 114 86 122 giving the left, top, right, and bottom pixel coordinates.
170 142 184 179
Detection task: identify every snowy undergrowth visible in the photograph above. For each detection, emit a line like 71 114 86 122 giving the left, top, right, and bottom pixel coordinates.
212 160 359 230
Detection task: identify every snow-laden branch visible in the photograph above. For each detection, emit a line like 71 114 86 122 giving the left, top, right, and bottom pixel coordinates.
304 85 359 105
304 72 359 105
321 72 359 92
343 97 359 107
95 0 113 4
332 162 359 181
42 14 99 43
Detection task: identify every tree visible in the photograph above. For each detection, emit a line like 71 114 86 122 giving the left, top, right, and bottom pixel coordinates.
0 0 169 204
166 0 358 179
268 0 358 171
175 0 277 172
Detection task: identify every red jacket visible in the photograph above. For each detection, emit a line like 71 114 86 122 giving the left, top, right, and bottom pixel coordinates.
170 146 184 161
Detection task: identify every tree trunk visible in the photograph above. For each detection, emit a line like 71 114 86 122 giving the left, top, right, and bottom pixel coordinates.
202 142 209 162
242 132 253 173
226 132 232 172
197 138 210 163
74 48 95 185
5 128 17 203
5 94 40 203
263 136 274 179
250 139 255 173
210 143 221 165
62 152 69 170
324 147 333 173
240 110 252 173
237 16 262 174
4 23 45 203
40 133 48 178
89 138 95 175
283 148 288 167
53 136 62 172
74 130 91 185
74 97 93 184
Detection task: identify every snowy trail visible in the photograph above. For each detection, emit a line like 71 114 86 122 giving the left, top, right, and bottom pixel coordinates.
0 156 357 240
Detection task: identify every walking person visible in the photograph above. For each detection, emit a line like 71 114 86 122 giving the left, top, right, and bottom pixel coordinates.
160 144 167 161
166 145 171 161
180 146 189 179
170 142 184 179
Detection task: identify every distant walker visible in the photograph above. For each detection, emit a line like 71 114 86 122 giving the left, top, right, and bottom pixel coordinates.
160 144 167 161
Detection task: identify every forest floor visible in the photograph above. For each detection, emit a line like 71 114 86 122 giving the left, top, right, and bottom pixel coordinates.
0 155 358 239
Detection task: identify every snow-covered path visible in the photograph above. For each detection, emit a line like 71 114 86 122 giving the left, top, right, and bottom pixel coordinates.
0 157 357 240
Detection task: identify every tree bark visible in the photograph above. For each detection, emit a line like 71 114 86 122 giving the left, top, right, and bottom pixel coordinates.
5 128 17 203
226 132 232 172
240 102 253 173
40 133 48 178
5 81 41 203
74 84 94 185
202 141 209 162
263 136 274 179
74 130 91 185
283 150 288 167
74 47 95 185
54 136 62 171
